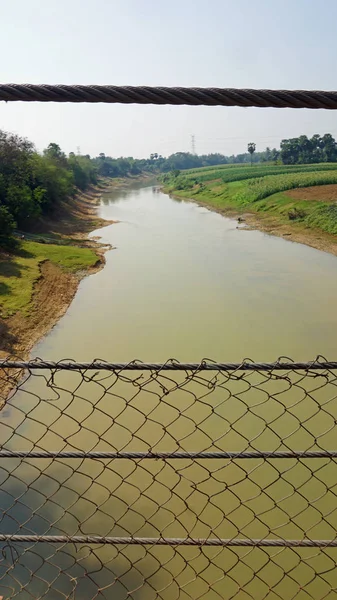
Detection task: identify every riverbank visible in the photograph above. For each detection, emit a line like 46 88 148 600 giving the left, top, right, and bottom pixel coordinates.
164 182 337 257
0 181 116 398
0 175 154 400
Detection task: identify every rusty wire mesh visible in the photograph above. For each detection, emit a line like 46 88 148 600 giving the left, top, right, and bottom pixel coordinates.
0 358 337 599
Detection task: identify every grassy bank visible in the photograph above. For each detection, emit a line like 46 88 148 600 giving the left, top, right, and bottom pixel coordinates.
0 180 116 376
162 165 337 255
0 241 98 318
0 174 151 373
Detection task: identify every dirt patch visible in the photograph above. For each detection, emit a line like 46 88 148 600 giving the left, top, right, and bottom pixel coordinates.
1 262 77 356
285 184 337 202
0 262 78 400
0 256 106 398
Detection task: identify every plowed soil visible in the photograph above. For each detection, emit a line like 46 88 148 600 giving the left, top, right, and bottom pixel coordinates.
285 184 337 201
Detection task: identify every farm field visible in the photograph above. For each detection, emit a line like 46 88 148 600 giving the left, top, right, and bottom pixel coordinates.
161 163 337 248
184 162 337 183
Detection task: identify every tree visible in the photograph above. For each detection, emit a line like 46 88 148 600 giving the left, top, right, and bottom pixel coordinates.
247 142 256 166
321 134 337 162
264 147 271 162
0 205 16 248
43 143 67 167
280 134 337 165
270 148 280 163
5 184 41 226
280 138 300 164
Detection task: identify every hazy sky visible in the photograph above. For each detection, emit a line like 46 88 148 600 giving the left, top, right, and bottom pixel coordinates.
1 0 337 158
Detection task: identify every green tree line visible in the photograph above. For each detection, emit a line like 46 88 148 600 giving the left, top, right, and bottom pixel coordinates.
0 131 97 248
280 134 337 164
94 149 275 175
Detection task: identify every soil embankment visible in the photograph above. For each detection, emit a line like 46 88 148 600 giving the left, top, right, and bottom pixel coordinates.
0 181 116 400
165 185 337 258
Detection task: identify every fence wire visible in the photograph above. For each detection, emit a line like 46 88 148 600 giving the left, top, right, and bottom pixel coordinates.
0 358 337 599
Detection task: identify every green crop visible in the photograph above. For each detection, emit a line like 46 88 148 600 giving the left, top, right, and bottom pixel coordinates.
233 170 337 205
185 163 247 175
184 163 337 184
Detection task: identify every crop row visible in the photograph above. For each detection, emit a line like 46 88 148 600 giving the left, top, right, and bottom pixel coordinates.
184 162 337 175
232 170 337 205
185 163 337 184
185 163 248 174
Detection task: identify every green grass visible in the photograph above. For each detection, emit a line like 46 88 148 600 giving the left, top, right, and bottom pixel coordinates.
162 163 337 240
24 241 98 271
252 193 337 235
0 240 98 317
306 205 337 234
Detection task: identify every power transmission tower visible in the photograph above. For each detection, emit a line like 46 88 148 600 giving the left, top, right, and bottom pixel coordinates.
191 134 196 155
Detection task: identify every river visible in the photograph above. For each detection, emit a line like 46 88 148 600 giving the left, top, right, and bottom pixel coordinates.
1 184 337 598
35 184 337 360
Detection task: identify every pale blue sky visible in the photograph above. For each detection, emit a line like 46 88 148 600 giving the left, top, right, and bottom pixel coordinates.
1 0 337 158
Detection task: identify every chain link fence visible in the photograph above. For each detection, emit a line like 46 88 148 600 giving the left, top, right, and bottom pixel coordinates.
0 358 337 599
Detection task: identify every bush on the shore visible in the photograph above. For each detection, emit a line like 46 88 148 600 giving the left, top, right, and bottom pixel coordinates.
288 208 307 220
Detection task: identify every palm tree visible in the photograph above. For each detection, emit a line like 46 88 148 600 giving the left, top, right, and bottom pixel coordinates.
247 142 256 166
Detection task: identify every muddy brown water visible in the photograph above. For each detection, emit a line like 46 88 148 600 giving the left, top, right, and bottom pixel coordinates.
1 184 337 598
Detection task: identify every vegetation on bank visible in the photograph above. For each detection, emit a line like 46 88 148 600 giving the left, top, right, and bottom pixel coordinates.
0 131 98 248
2 124 337 256
2 127 337 247
231 170 337 204
78 133 337 180
96 132 337 176
0 240 98 317
253 193 337 235
0 128 242 247
162 163 337 238
183 163 337 185
1 125 337 355
0 129 104 324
